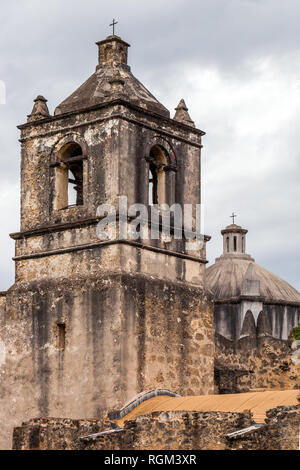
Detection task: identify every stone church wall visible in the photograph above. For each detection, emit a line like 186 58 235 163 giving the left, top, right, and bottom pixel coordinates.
226 406 299 450
214 332 298 393
0 293 6 309
12 406 299 450
13 410 253 450
0 273 214 450
264 304 299 340
0 77 214 451
214 302 299 342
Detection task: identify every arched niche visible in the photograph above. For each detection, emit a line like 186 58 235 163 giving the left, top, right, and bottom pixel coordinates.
240 310 256 338
256 310 272 337
50 134 88 211
145 137 177 207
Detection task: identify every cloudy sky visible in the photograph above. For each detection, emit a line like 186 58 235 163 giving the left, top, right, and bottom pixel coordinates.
0 0 300 291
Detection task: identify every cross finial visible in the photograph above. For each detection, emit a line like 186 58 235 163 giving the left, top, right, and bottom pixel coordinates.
230 212 237 224
110 18 118 35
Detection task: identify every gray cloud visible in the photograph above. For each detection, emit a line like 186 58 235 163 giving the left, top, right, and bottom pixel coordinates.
0 0 299 291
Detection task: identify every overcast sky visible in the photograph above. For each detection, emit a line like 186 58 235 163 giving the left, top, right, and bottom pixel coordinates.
0 0 300 291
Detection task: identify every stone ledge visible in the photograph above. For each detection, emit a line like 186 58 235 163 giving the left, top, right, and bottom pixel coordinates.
80 428 125 442
13 239 209 264
226 424 262 439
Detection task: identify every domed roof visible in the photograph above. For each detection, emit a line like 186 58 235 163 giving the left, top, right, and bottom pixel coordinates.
206 257 300 305
206 221 300 306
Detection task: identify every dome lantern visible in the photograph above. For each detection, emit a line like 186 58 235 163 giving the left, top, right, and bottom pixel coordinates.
207 222 300 341
221 223 249 257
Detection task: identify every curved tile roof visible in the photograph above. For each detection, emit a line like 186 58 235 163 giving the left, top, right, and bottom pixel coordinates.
115 390 299 425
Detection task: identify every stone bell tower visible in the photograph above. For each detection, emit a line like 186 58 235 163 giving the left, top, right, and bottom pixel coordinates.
0 34 214 449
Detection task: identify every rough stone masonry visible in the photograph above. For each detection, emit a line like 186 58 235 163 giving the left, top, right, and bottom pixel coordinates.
0 34 214 449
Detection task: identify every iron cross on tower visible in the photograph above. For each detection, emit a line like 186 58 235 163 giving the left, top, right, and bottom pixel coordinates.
230 212 237 224
110 19 118 35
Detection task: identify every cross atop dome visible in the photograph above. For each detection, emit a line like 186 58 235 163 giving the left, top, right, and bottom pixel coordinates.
230 212 237 224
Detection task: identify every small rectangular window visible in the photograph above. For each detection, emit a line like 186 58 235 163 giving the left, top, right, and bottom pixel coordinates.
57 323 66 350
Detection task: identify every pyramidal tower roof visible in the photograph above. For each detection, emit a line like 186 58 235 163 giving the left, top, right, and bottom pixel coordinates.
173 99 195 127
55 35 170 118
27 96 50 122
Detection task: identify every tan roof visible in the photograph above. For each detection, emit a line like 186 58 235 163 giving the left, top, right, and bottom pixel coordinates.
116 390 299 426
206 258 300 305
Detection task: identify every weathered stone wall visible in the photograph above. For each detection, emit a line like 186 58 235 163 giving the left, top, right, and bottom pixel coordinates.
12 410 253 450
18 103 203 234
214 302 299 342
15 105 208 282
119 411 252 451
13 406 299 450
265 304 299 340
291 336 300 393
0 293 6 310
14 240 206 287
12 417 115 450
1 61 213 451
0 294 6 377
0 273 214 449
226 406 300 450
215 332 298 393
